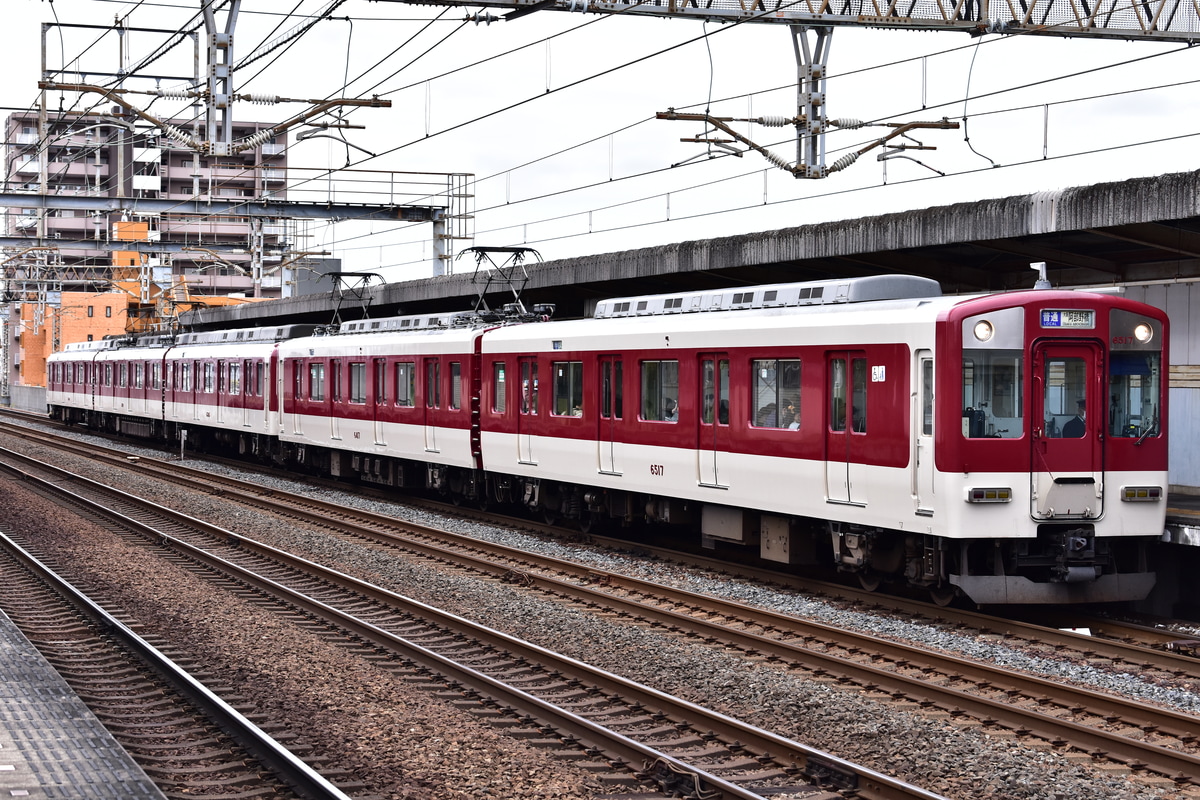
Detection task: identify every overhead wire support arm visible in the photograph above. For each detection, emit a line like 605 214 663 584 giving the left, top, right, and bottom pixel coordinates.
657 109 958 177
36 81 391 155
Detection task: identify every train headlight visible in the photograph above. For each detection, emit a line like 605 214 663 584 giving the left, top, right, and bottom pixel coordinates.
1120 486 1162 502
972 320 995 342
1133 322 1154 343
966 487 1012 503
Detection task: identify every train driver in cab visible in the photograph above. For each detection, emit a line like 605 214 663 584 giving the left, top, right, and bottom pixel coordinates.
1062 399 1086 438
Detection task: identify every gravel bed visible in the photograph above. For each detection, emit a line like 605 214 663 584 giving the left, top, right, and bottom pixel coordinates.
1 421 1196 799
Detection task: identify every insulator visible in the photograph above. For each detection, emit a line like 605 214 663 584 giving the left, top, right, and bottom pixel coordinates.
239 130 276 149
245 93 281 105
828 118 866 129
828 151 861 173
160 122 197 148
763 150 793 172
757 115 794 127
154 89 193 100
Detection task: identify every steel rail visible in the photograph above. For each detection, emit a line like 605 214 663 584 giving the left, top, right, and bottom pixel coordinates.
5 414 1197 673
0 444 945 800
0 529 354 800
4 425 1200 782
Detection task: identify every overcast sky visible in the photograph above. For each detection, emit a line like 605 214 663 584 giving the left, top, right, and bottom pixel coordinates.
5 0 1198 284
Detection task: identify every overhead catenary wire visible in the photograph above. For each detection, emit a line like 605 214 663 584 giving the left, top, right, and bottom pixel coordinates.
9 0 1190 275
301 27 1194 258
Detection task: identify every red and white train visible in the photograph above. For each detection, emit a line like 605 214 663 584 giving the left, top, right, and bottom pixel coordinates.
46 275 1169 605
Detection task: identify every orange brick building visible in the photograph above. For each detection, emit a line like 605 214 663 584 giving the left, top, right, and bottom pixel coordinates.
13 291 129 388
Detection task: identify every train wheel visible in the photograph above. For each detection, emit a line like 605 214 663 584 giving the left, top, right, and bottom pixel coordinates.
929 585 957 607
857 572 881 592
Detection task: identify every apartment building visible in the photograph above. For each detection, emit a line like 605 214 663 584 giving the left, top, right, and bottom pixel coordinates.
4 109 292 299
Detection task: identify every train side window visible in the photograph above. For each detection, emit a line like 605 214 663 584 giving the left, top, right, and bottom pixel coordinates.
426 360 441 409
493 362 507 413
105 363 113 387
204 362 216 393
293 363 302 402
330 359 342 402
349 362 366 404
374 359 386 404
751 358 801 429
229 363 241 396
641 360 679 422
829 358 867 432
830 359 847 431
552 361 584 416
309 362 325 401
118 363 128 388
851 358 867 432
601 359 623 419
921 358 934 436
520 360 538 414
182 363 192 392
395 362 415 407
449 362 462 410
152 363 162 390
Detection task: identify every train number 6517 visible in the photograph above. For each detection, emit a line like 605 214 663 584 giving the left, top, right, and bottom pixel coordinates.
650 464 664 476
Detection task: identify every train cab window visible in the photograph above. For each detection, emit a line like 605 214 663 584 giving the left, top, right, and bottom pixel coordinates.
751 358 801 429
551 361 583 416
641 360 679 422
1109 352 1161 438
229 363 242 396
493 362 507 413
426 361 441 409
309 362 325 401
961 350 1023 438
395 362 415 407
349 362 366 404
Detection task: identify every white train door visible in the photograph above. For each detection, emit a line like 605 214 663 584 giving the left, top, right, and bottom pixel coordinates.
914 351 935 515
698 355 730 488
826 352 868 505
598 356 622 475
423 357 439 453
373 358 388 446
1031 341 1104 519
518 358 537 464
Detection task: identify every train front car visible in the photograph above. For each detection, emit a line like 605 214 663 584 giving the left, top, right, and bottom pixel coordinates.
935 290 1168 605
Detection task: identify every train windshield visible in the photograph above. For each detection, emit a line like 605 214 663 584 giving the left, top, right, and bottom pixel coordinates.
1108 352 1161 438
962 349 1024 439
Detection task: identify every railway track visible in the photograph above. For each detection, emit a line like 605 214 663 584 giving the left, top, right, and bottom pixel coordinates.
3 421 1200 795
0 441 944 800
4 413 1198 670
0 531 354 800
